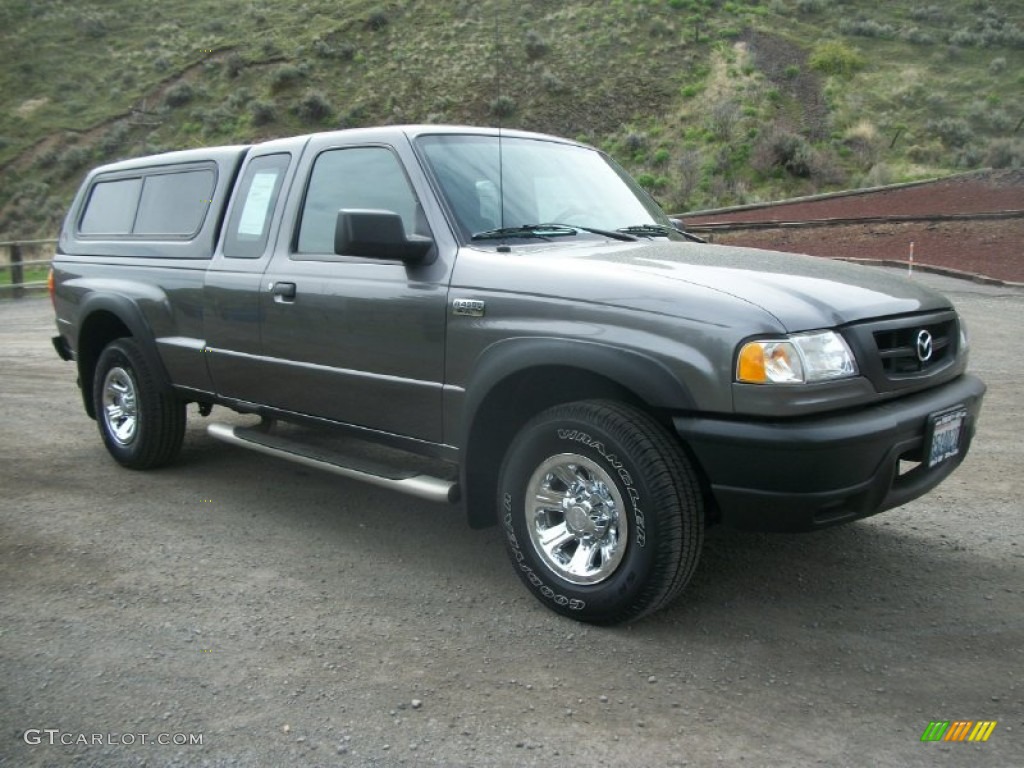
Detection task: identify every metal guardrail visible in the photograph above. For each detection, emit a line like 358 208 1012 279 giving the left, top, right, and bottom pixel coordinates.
0 239 57 298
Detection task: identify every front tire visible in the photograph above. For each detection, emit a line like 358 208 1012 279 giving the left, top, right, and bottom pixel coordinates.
499 400 704 624
93 338 185 469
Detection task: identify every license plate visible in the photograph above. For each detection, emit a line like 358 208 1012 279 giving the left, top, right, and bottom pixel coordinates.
926 406 967 468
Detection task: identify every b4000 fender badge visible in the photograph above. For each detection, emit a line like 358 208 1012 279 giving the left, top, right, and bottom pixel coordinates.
452 299 485 317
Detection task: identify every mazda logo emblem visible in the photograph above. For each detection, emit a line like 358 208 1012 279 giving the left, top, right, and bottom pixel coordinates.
916 330 933 363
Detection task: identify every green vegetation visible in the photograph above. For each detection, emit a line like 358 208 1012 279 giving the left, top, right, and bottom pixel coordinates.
809 41 865 77
0 0 1022 237
0 263 49 293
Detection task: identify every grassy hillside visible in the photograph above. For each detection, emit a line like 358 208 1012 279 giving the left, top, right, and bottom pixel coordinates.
1 0 1022 237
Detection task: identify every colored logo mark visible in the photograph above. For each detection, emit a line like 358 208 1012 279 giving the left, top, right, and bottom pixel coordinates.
920 720 997 742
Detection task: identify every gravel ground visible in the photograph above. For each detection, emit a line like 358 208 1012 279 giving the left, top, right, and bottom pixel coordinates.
1 268 1022 768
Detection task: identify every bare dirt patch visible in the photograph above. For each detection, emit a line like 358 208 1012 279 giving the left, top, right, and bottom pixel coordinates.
685 170 1024 283
688 170 1024 222
708 218 1024 283
14 98 49 119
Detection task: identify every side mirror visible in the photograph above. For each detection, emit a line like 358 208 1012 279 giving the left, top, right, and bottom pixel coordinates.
334 209 434 264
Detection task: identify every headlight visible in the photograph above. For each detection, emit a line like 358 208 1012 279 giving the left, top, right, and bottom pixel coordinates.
959 317 969 354
737 331 857 384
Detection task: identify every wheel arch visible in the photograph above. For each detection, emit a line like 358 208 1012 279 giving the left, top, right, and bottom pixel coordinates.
76 295 172 419
460 339 696 529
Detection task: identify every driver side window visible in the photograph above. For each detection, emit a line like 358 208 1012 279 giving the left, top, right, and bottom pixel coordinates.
296 146 422 254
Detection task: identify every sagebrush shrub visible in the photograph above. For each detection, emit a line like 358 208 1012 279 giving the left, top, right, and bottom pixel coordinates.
164 83 194 108
809 41 865 77
927 117 973 148
986 138 1024 169
296 91 332 122
269 65 304 92
250 99 277 126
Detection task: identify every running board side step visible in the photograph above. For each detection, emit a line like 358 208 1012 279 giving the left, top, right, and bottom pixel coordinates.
207 423 459 504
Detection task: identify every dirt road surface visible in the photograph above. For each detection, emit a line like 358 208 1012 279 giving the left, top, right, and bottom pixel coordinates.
1 269 1022 767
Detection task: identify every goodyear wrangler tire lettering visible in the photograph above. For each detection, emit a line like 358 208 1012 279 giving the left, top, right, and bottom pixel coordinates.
498 400 704 625
503 492 584 609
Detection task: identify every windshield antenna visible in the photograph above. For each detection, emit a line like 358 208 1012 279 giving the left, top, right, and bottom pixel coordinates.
493 4 505 231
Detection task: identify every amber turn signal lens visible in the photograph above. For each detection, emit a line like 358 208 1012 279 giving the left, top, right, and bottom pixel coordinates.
737 342 767 383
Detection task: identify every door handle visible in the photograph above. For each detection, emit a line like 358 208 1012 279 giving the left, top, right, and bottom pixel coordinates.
272 282 296 302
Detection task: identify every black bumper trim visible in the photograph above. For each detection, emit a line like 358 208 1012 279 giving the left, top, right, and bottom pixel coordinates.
52 335 73 361
674 374 986 532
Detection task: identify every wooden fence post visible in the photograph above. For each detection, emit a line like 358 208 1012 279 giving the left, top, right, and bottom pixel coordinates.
10 243 24 299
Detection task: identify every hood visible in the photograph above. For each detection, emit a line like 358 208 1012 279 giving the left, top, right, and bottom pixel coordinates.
458 240 953 332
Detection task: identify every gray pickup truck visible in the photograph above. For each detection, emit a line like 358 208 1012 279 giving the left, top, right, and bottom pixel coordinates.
51 125 985 624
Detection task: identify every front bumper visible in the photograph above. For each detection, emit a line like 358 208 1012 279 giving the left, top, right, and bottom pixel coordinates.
52 334 73 361
674 374 986 532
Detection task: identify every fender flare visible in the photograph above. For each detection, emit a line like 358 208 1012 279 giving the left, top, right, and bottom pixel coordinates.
460 336 696 441
458 337 697 527
76 291 176 416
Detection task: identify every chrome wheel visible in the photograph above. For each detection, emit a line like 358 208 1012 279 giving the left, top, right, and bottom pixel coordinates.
101 366 138 446
525 453 628 585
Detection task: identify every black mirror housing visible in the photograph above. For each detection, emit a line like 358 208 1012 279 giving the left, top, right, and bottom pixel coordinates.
334 209 434 263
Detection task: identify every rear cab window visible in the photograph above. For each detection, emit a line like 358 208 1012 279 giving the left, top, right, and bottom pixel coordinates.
77 164 217 240
78 178 143 235
135 169 215 236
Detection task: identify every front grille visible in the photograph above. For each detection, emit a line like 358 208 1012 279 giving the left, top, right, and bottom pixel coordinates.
842 310 960 394
873 318 956 376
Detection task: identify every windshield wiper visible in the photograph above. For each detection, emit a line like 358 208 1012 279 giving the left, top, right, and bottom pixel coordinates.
471 224 576 241
618 223 706 243
561 223 638 242
472 223 637 242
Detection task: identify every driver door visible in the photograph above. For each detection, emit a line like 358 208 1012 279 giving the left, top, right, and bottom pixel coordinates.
252 139 449 443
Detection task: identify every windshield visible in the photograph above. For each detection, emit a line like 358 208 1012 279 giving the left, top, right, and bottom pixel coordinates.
415 134 672 242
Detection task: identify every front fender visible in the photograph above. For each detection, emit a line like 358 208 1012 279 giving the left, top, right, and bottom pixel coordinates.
453 337 700 529
459 337 697 443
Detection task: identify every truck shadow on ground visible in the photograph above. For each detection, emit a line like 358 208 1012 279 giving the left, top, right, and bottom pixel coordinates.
648 520 1015 638
183 426 1010 639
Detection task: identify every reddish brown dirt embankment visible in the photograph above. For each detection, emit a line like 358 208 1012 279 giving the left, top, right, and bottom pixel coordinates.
682 170 1024 283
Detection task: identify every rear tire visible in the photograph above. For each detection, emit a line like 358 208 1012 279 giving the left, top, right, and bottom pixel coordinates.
93 338 185 469
498 400 704 624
